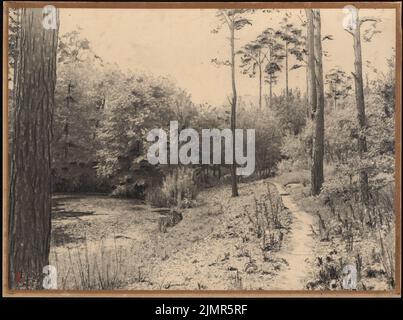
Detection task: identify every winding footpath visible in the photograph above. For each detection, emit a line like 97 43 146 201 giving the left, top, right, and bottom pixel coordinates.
270 182 315 290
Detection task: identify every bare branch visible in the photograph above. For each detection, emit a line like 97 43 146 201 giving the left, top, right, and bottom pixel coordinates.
344 27 355 37
226 95 233 106
360 17 379 27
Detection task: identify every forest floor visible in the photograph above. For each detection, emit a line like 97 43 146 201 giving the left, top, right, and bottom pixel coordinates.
50 178 318 290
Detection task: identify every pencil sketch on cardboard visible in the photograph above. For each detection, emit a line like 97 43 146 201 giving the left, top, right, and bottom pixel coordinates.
4 3 399 294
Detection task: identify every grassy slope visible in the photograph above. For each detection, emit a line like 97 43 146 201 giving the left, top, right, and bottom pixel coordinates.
50 179 292 290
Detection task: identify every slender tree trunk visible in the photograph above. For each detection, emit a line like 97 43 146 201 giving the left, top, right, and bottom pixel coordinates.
352 13 369 204
268 48 273 109
334 96 337 112
311 9 325 195
306 9 317 121
305 23 310 118
230 24 239 197
64 81 72 159
285 42 289 99
269 76 273 109
9 8 59 288
258 50 262 110
305 67 310 117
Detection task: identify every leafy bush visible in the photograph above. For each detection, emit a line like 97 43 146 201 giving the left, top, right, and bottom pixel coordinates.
280 123 312 165
110 181 145 198
237 103 282 178
161 167 198 208
52 164 112 193
324 103 358 163
270 90 307 135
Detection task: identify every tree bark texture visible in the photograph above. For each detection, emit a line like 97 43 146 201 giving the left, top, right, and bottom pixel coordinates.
310 9 325 196
230 24 239 197
352 12 370 204
9 8 59 288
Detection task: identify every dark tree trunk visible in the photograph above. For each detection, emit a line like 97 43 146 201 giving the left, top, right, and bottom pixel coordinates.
9 9 21 199
258 50 262 110
269 75 273 109
305 24 310 118
9 8 59 289
305 67 310 118
230 24 239 197
268 48 273 109
352 13 370 204
64 81 73 159
306 9 317 121
334 96 337 112
11 10 20 101
310 9 325 195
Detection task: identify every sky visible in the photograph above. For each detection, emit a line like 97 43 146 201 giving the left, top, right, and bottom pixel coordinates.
59 8 396 106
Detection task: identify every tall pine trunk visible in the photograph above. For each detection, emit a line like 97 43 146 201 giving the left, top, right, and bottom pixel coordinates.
9 8 59 288
304 23 310 118
268 48 273 109
310 9 325 195
230 24 239 197
306 9 317 121
352 12 370 204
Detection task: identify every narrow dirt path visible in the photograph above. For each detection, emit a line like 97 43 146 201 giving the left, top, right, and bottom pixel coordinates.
269 182 315 290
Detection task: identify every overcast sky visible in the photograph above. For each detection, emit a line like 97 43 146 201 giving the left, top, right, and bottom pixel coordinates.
60 8 396 106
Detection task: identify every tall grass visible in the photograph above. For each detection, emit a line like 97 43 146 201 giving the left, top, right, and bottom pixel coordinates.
51 237 150 290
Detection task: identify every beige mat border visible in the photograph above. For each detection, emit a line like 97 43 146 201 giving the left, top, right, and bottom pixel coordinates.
2 1 401 298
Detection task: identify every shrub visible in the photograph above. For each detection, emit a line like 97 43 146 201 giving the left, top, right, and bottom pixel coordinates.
161 167 198 208
280 126 312 166
307 250 343 290
237 104 282 178
270 90 307 135
52 164 112 193
110 181 145 198
145 187 169 208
